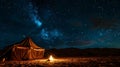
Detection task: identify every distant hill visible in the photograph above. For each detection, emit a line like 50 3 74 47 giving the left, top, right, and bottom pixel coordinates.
1 48 120 58
45 48 120 57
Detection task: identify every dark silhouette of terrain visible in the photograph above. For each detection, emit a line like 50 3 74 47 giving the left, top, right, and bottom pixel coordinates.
45 48 120 57
0 48 120 58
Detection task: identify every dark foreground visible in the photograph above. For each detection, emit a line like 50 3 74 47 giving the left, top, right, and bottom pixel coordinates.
0 56 120 67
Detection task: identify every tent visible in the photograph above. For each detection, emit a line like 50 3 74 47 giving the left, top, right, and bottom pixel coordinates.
1 37 45 60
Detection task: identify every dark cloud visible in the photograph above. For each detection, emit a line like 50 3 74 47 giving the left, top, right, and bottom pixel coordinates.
67 40 95 46
91 18 119 29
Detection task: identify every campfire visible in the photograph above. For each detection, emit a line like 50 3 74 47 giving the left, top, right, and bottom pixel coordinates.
49 55 54 62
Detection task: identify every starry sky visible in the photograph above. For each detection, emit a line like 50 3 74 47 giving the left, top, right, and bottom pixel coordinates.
0 0 120 49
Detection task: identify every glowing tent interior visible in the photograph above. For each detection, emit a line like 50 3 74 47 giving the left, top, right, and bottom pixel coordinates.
0 37 45 60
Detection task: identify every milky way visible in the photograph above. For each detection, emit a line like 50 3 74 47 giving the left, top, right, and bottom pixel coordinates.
0 0 120 49
28 2 42 27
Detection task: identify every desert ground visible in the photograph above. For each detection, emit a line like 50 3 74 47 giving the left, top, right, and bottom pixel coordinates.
0 56 120 67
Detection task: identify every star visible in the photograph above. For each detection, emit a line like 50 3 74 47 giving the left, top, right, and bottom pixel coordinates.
0 0 120 49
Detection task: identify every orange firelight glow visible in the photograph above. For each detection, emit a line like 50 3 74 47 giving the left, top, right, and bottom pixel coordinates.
49 55 54 61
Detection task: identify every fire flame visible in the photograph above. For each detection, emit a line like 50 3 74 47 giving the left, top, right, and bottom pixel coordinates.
49 55 54 61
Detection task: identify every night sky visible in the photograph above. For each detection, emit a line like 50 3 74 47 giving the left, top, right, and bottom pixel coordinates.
0 0 120 49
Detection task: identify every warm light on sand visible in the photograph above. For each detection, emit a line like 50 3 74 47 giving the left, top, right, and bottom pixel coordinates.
49 55 54 61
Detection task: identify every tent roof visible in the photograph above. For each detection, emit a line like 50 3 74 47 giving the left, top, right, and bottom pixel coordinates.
16 37 43 49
